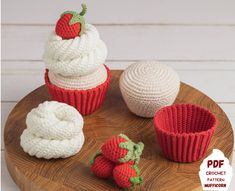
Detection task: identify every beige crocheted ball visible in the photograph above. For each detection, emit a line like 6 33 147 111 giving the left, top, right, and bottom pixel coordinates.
119 62 180 118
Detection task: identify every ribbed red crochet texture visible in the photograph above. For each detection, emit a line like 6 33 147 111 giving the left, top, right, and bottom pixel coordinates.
154 104 217 162
45 65 111 116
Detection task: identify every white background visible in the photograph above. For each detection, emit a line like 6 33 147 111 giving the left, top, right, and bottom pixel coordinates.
1 0 235 190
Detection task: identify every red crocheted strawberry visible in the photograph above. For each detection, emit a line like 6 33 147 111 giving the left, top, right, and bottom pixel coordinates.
101 134 144 164
113 164 143 189
90 152 115 178
55 4 87 39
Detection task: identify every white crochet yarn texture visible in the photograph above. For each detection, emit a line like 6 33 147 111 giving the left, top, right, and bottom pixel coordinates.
20 101 85 159
48 65 107 90
43 24 107 77
119 62 180 118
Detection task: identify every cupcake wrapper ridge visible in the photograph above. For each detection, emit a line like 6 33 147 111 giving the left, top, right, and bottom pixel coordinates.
154 104 217 163
45 65 111 116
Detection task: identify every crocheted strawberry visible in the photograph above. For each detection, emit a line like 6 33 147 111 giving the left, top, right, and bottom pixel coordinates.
55 4 87 39
101 134 144 164
113 164 143 189
90 152 115 178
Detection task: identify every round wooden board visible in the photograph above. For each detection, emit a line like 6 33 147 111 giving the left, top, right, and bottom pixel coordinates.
4 70 234 191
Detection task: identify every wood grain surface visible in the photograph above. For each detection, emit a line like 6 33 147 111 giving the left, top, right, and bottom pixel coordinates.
4 71 234 191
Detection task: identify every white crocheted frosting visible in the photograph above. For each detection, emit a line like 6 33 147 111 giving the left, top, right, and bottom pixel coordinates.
119 62 180 118
20 101 85 159
48 65 107 90
43 24 107 77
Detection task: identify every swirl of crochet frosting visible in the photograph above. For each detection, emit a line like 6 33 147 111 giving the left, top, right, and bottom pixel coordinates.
119 62 180 118
20 130 84 159
48 65 107 90
43 24 107 77
20 101 85 159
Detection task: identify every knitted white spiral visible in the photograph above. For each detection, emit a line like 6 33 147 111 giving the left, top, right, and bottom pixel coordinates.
119 62 180 118
20 101 85 159
20 130 84 159
43 24 107 77
48 65 107 90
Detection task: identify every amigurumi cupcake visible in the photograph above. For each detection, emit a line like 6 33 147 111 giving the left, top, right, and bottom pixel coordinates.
43 4 111 116
119 62 180 118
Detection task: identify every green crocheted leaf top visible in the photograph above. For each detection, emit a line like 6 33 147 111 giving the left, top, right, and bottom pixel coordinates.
118 134 144 164
61 4 87 35
129 165 143 188
90 151 102 165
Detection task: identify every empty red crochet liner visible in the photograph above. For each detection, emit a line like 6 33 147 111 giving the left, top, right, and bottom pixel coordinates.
154 104 217 163
45 65 111 116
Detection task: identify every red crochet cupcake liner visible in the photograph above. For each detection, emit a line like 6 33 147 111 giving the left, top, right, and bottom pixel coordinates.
45 65 111 116
154 104 217 163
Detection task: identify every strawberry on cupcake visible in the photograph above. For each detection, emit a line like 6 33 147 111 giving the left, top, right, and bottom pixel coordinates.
43 4 111 115
55 4 87 39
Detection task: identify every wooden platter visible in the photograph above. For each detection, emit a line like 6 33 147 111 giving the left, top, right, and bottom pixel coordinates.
4 70 234 191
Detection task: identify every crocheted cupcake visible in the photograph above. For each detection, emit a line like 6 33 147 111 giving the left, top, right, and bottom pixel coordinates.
43 4 111 115
119 62 180 118
20 101 85 159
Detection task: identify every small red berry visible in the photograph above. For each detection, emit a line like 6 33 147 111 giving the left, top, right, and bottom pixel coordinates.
113 164 143 189
101 134 144 164
90 152 115 178
55 4 87 39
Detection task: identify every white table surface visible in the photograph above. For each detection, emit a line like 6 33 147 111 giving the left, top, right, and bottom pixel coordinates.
2 0 235 190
